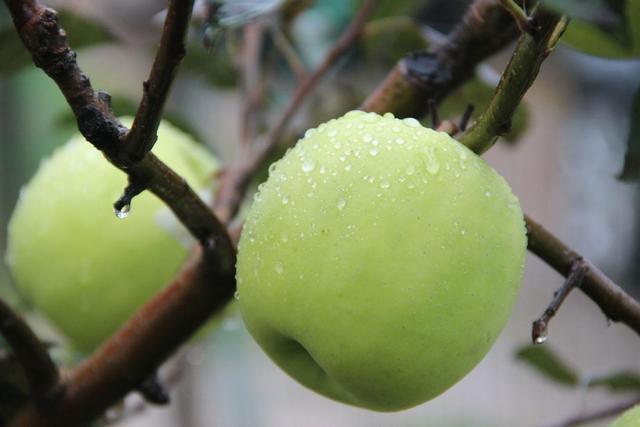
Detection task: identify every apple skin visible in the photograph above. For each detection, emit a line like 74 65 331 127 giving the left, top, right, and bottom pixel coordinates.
610 405 640 427
236 110 526 411
5 119 218 353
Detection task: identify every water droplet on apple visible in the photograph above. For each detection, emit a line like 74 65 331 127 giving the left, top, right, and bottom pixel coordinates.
282 195 289 205
234 290 240 300
403 117 420 127
406 165 415 175
337 198 347 210
362 133 373 143
275 262 284 274
380 180 390 189
302 158 316 172
370 148 378 156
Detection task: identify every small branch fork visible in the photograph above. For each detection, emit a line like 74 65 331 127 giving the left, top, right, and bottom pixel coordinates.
531 258 587 344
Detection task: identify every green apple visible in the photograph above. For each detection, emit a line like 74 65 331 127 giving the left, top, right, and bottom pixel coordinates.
236 110 526 411
610 405 640 427
5 119 218 353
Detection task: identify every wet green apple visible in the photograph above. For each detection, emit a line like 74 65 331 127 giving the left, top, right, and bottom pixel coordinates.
5 119 218 353
610 405 640 427
236 110 526 411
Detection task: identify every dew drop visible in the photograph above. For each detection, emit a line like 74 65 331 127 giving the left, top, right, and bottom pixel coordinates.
275 262 284 275
403 117 421 127
426 159 440 175
302 158 316 172
363 112 378 123
115 204 130 219
337 198 347 210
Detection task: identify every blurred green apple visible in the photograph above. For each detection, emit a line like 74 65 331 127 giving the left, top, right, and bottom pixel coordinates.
610 405 640 427
5 119 218 353
236 110 526 411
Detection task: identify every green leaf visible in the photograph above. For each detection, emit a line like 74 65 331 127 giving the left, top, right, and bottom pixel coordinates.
558 0 640 59
589 371 640 392
515 345 580 386
360 16 429 68
618 86 640 180
0 9 115 77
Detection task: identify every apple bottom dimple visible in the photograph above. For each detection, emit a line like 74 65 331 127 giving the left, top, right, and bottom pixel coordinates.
241 290 504 412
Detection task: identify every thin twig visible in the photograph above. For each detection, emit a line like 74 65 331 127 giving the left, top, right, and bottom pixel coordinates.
125 0 195 162
541 396 640 427
459 11 568 153
531 259 587 344
268 23 308 81
240 22 266 147
0 299 60 405
499 0 534 33
213 0 379 223
526 215 640 335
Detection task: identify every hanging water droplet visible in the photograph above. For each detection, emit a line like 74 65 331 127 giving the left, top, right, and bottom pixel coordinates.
534 329 548 344
337 198 346 210
115 204 130 219
233 291 240 301
275 262 284 274
302 158 316 172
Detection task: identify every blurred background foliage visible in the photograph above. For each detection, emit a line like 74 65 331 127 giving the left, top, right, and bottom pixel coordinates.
1 0 640 426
